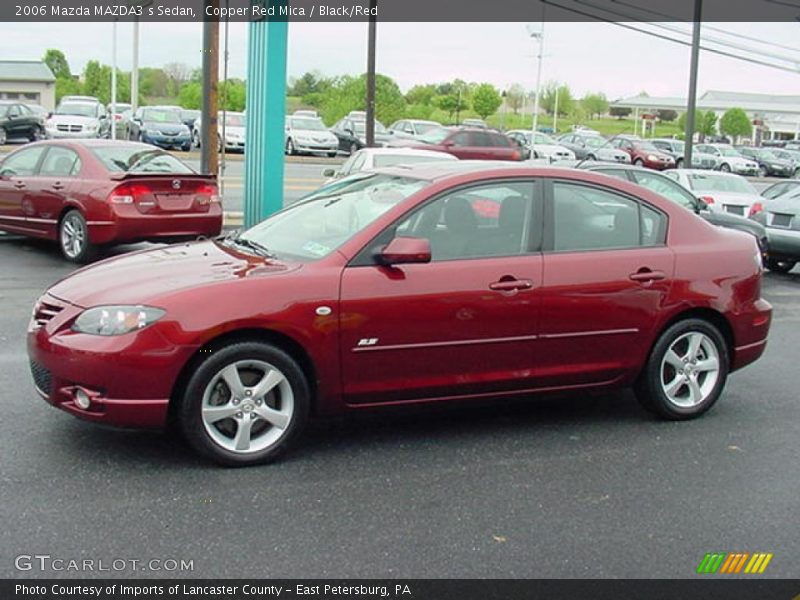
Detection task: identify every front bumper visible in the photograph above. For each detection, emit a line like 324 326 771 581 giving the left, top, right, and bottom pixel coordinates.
27 296 196 429
142 132 192 148
46 128 98 139
87 204 223 245
293 140 338 154
764 227 800 261
731 165 759 176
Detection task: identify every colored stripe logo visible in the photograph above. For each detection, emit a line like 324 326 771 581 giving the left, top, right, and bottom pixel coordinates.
697 552 773 574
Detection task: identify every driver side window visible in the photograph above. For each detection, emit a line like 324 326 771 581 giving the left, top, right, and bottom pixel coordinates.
0 146 46 177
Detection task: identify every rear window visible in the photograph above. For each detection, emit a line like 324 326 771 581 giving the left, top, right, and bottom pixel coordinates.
373 153 454 168
491 134 512 147
686 173 756 195
90 146 195 174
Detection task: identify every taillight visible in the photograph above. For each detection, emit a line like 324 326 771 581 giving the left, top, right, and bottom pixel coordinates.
699 195 715 205
196 183 221 205
748 202 763 217
511 150 521 161
108 183 151 204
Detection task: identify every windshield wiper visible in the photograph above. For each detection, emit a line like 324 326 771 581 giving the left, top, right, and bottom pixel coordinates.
228 236 275 258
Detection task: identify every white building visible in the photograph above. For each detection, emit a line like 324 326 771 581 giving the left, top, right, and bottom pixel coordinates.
0 60 56 111
611 90 800 142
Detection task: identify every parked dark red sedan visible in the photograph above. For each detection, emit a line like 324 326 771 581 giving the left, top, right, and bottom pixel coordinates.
0 140 222 262
392 127 523 161
611 137 676 171
28 162 771 466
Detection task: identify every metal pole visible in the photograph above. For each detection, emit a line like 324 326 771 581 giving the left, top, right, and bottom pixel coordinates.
201 5 219 177
684 0 703 168
365 0 377 147
131 18 139 113
553 85 559 133
531 25 544 137
111 20 117 140
219 0 230 201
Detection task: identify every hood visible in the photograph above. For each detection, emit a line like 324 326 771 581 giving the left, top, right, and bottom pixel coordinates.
387 138 423 148
291 128 335 140
727 156 758 167
597 148 629 160
47 240 300 308
49 115 97 126
144 121 186 134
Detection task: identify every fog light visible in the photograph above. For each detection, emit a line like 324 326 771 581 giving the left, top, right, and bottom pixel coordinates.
75 388 91 410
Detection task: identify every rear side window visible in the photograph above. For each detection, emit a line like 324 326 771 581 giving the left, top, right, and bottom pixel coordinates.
551 182 666 252
39 147 81 177
449 132 470 147
470 132 493 147
90 146 194 174
0 146 46 177
491 134 512 147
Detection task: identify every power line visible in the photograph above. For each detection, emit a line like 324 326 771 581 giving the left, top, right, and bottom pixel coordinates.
541 0 800 74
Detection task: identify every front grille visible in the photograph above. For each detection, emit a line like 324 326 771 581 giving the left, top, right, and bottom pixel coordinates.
56 124 82 132
32 299 64 328
30 360 52 395
770 213 793 228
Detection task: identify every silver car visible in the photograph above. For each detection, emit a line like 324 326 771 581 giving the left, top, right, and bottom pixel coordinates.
694 144 759 176
388 119 442 140
45 99 107 139
750 188 800 273
664 169 762 217
193 111 246 152
285 116 338 157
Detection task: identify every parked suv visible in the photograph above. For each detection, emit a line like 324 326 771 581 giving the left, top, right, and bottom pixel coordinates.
399 127 523 161
45 97 108 139
0 100 45 144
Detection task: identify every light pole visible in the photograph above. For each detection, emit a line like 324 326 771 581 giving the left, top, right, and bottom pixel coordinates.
527 23 545 143
111 19 117 140
130 1 154 114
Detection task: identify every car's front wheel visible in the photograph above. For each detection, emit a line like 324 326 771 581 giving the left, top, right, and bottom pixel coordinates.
758 166 768 178
634 158 645 167
58 209 96 263
286 138 295 155
719 163 731 173
179 341 310 466
0 127 7 145
635 319 729 420
676 158 684 168
28 126 44 142
765 258 796 273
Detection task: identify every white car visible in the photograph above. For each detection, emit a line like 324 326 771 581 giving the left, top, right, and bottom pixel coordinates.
695 144 759 176
46 99 107 139
285 116 338 157
664 169 763 217
506 130 576 162
192 111 246 152
322 147 458 182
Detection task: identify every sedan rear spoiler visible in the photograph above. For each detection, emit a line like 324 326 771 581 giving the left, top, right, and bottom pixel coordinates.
109 172 217 182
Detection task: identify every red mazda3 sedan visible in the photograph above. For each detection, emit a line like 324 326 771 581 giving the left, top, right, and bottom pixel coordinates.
28 162 772 466
0 140 222 262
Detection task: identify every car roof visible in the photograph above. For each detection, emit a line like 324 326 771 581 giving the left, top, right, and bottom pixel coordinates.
370 160 560 182
359 148 458 158
675 168 742 177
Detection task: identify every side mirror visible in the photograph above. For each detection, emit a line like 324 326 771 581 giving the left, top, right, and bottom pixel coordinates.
696 198 709 211
378 237 432 265
322 168 336 178
345 128 354 135
443 140 455 148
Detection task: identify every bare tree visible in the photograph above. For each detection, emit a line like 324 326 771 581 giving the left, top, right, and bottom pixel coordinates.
163 62 192 97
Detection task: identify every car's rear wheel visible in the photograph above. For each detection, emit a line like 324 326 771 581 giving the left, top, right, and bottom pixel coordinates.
28 126 44 142
179 342 310 466
765 258 796 273
286 138 295 155
720 163 731 173
634 158 645 167
0 127 7 145
635 319 728 420
58 209 96 263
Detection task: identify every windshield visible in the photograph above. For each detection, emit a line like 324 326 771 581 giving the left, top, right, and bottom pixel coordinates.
419 128 451 144
584 137 605 148
224 113 245 127
91 146 195 174
353 120 387 135
686 173 756 194
142 109 181 124
180 110 199 121
637 142 659 152
758 149 778 160
290 117 326 131
414 122 439 134
56 102 98 118
718 146 741 157
236 174 427 261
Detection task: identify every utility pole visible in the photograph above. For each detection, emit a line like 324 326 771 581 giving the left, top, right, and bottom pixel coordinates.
111 19 117 140
527 23 545 137
684 0 703 169
553 85 559 133
365 0 377 147
131 18 139 113
201 2 219 177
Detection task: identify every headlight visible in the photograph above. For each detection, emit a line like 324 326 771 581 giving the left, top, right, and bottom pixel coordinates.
72 305 165 336
647 154 658 161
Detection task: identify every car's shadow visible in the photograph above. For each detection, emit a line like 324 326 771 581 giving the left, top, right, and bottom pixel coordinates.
0 233 160 264
47 389 651 470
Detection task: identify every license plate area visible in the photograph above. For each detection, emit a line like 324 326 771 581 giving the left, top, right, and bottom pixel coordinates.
156 194 195 211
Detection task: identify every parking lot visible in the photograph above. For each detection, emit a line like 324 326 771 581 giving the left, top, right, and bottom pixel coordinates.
1 231 798 578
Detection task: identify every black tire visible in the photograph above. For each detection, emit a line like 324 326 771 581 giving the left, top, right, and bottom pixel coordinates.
719 163 731 173
676 158 684 168
286 138 295 155
758 166 768 178
181 143 191 152
765 258 796 273
58 209 96 263
0 127 6 145
28 126 44 142
178 341 310 466
327 151 337 158
635 318 729 420
586 154 596 161
634 158 645 167
349 142 358 155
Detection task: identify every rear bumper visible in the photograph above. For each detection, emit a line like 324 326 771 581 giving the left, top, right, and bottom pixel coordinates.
88 205 223 245
730 298 772 372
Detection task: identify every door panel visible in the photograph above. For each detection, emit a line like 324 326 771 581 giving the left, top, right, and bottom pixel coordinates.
0 146 47 233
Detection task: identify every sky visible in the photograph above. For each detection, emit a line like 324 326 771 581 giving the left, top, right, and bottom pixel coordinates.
0 21 798 100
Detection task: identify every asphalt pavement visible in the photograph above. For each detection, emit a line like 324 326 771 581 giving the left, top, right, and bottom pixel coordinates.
0 236 798 578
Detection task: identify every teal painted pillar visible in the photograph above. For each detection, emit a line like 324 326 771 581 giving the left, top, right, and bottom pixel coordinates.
244 4 288 228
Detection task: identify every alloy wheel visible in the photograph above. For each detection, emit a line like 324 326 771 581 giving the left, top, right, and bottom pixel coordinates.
60 212 86 260
0 127 6 145
720 163 731 172
200 359 294 454
659 332 720 408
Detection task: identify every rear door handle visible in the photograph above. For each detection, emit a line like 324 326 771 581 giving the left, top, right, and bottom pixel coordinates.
14 182 26 190
52 182 65 191
629 269 666 282
489 279 534 292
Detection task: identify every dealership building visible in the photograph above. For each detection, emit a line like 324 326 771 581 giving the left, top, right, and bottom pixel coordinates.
0 60 56 111
611 90 800 142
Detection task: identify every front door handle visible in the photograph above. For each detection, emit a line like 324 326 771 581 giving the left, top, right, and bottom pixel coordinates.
489 278 534 292
52 182 65 191
14 182 26 190
629 269 666 282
